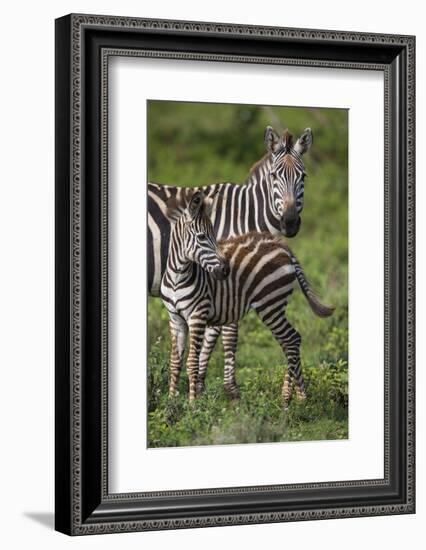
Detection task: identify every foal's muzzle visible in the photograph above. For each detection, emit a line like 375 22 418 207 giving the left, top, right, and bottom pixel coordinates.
212 260 230 280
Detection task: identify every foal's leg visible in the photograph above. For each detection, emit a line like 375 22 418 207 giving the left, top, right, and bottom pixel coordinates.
222 323 240 399
196 326 221 396
168 315 188 398
283 324 306 404
256 306 305 408
197 324 240 399
187 319 207 403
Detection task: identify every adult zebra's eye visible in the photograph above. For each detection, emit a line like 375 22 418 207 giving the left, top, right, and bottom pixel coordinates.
197 233 208 242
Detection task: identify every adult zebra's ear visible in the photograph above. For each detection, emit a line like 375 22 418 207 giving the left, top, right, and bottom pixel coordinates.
264 126 281 154
294 128 313 155
186 191 205 220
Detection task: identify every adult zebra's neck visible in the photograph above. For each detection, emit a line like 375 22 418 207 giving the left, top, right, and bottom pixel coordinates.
199 156 281 239
227 154 281 237
246 151 273 184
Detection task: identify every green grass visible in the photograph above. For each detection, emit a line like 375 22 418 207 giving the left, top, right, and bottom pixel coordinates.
147 101 348 448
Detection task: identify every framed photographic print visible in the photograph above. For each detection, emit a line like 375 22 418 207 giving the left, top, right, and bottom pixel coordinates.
55 14 415 535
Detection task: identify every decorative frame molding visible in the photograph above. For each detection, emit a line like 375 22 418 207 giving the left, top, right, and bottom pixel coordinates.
55 14 415 535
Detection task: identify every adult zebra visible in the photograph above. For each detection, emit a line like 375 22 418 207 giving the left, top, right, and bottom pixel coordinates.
148 125 313 295
161 191 334 405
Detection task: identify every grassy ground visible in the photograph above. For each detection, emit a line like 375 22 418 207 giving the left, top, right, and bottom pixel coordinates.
147 101 348 448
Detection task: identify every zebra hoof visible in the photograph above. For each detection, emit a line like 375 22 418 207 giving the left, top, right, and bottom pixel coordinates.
224 385 240 401
195 383 205 397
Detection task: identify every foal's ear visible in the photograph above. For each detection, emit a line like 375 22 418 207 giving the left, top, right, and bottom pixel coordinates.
294 128 313 155
204 189 223 217
186 191 204 220
204 198 214 217
264 126 281 154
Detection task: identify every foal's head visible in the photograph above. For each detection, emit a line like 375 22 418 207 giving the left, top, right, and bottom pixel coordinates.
176 191 229 280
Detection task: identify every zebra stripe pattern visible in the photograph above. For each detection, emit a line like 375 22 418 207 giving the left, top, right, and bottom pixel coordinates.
150 126 313 395
160 191 334 406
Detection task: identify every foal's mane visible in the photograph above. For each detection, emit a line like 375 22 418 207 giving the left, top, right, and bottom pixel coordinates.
166 187 223 222
165 188 193 220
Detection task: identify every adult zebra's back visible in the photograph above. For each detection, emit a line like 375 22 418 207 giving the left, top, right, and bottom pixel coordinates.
148 126 313 296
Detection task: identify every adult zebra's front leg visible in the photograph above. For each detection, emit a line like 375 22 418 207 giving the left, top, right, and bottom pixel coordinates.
168 315 188 398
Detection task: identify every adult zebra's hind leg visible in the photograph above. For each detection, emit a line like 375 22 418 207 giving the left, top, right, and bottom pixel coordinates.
168 316 188 398
196 326 221 396
256 306 306 408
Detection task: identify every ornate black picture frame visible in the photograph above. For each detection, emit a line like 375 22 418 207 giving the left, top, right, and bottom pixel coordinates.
55 14 415 535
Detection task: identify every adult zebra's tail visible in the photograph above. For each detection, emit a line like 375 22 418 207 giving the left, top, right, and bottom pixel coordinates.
291 254 335 318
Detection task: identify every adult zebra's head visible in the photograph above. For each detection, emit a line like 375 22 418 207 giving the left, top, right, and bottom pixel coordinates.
180 191 230 280
264 126 313 238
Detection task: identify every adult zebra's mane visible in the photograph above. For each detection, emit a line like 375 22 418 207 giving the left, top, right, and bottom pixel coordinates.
247 152 270 178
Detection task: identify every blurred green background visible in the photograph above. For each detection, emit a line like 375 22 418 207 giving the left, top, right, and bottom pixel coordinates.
147 101 348 448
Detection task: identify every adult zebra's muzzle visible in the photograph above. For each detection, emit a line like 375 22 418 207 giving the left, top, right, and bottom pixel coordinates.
280 214 301 238
211 259 230 281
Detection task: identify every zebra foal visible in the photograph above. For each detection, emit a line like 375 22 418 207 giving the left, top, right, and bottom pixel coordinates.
160 191 334 406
